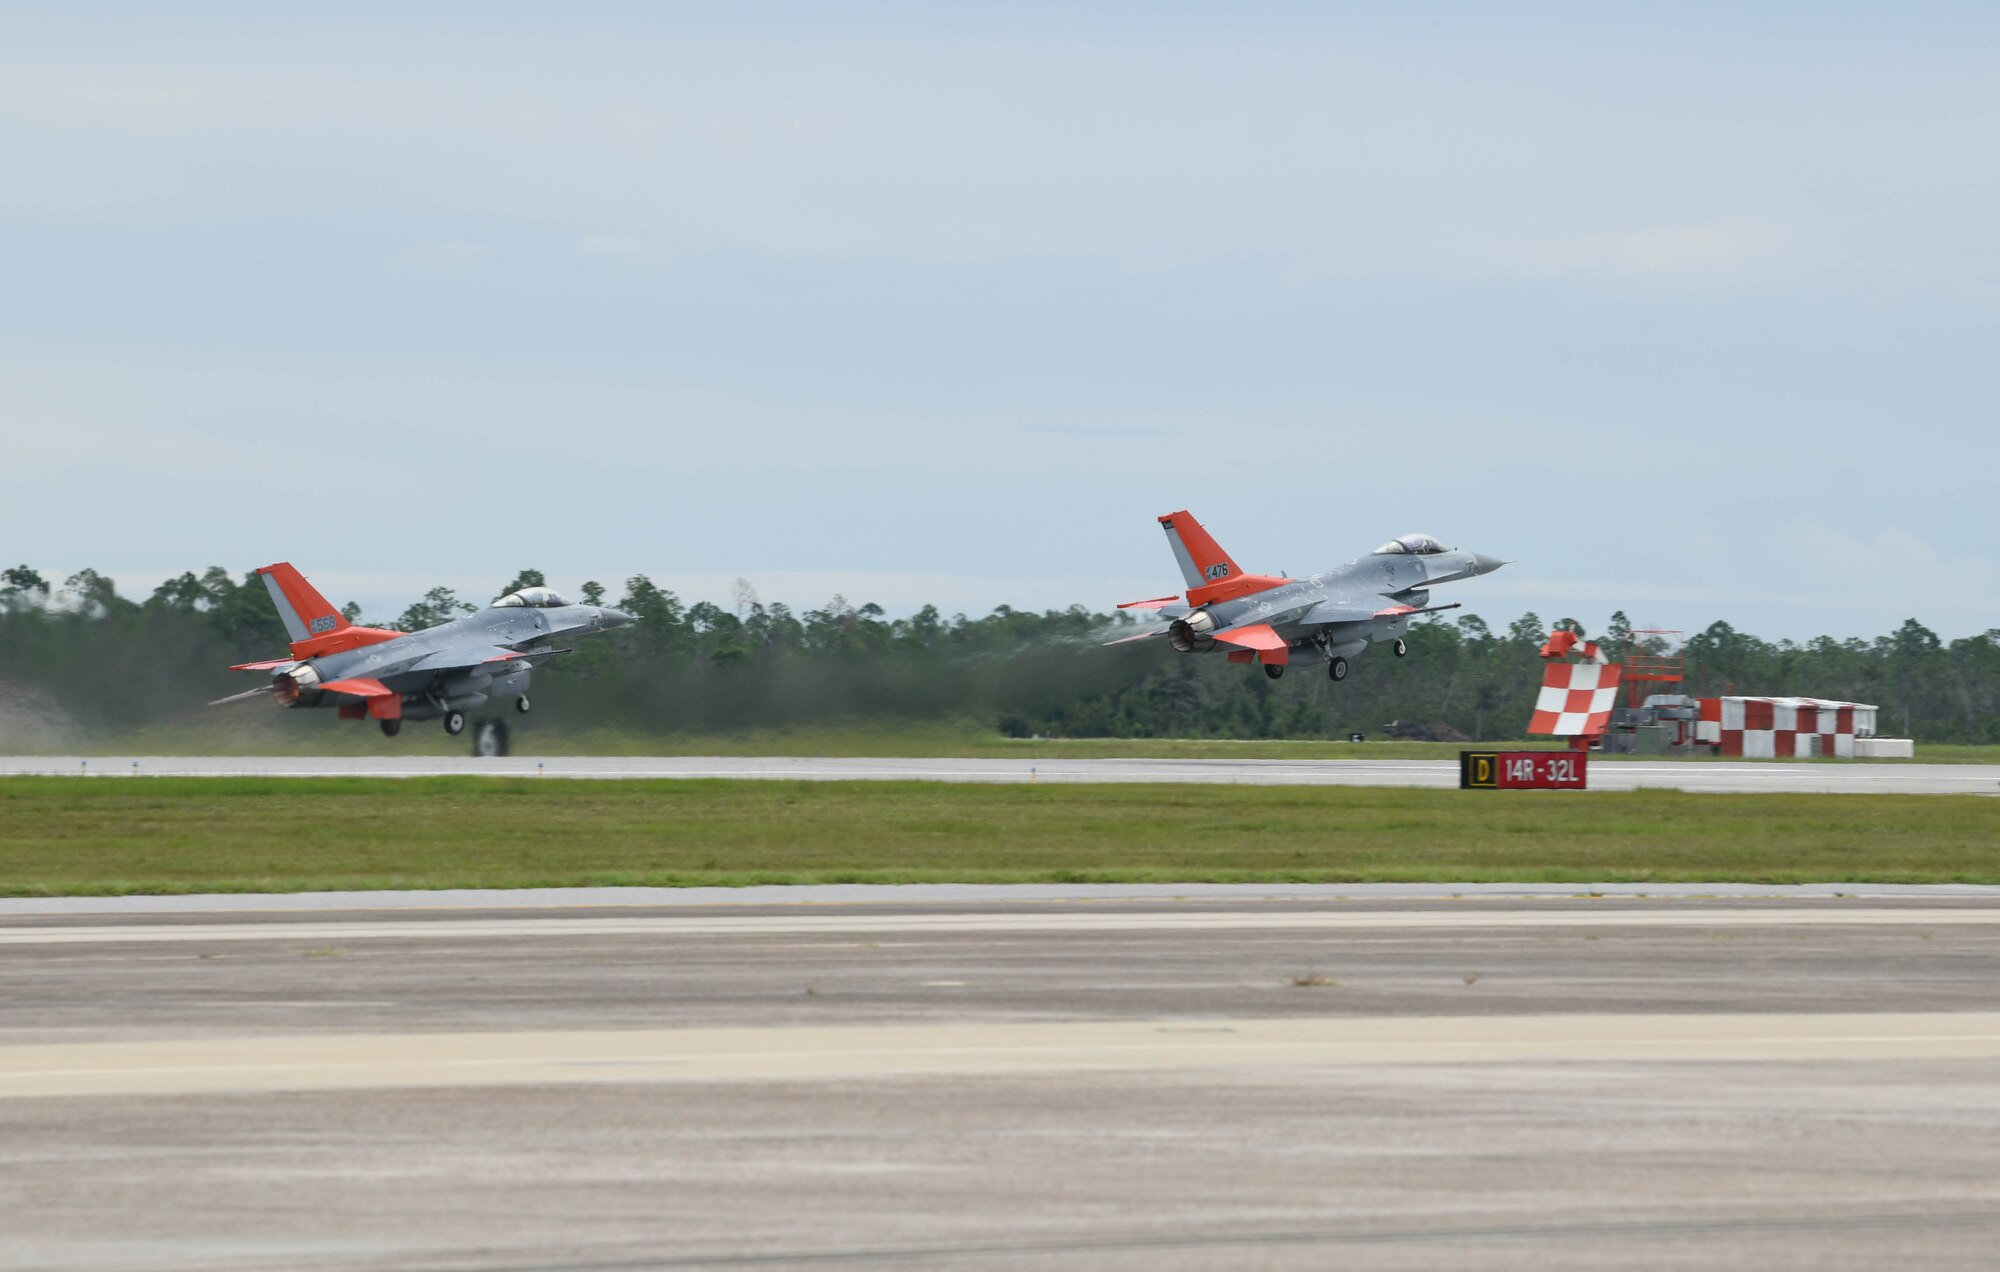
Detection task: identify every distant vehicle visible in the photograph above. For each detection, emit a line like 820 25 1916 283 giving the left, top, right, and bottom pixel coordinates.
213 563 632 754
1111 511 1505 681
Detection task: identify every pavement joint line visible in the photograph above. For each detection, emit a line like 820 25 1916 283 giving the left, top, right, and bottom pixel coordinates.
6 880 1999 917
5 907 1999 944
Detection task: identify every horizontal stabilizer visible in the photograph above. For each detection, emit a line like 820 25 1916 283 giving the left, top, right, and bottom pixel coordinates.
1212 622 1288 666
1211 623 1285 651
317 677 395 699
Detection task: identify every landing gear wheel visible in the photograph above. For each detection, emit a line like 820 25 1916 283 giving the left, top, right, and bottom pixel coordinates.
443 711 466 736
515 695 532 715
472 719 510 758
379 718 402 738
1263 663 1285 680
1393 639 1408 658
1328 656 1349 682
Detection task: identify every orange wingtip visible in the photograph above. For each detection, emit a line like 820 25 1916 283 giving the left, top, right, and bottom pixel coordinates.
1117 595 1180 610
228 657 297 671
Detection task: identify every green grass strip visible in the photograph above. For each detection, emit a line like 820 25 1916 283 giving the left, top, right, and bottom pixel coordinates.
2 776 1997 895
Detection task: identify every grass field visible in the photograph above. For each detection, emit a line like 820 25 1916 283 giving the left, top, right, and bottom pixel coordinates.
2 777 1996 895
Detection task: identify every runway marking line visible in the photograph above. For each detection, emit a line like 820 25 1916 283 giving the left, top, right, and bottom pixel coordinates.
3 1012 1998 1099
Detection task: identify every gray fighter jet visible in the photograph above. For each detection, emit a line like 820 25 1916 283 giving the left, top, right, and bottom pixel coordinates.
213 562 632 753
1111 511 1504 680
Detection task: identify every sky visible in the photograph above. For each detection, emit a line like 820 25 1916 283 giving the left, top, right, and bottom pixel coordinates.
3 2 1996 641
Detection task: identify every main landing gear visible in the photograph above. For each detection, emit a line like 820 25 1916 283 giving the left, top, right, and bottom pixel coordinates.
1393 639 1408 658
1328 656 1349 682
1264 664 1285 680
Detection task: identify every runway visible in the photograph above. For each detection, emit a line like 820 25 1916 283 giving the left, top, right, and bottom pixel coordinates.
7 752 1998 793
4 887 2000 1268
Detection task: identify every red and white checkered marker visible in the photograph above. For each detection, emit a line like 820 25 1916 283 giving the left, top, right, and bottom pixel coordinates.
1529 661 1623 736
1696 697 1878 758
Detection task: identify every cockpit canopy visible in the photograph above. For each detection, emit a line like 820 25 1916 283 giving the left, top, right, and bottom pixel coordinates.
494 587 573 609
1373 533 1448 556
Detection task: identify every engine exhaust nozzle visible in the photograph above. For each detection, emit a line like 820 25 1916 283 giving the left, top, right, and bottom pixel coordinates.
273 663 322 706
1168 610 1218 653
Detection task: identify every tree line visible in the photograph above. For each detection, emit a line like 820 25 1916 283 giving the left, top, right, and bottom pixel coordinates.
2 564 1996 742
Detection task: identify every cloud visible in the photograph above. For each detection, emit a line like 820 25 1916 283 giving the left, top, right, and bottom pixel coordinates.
1775 520 1998 621
574 233 677 268
1507 224 1788 286
1019 422 1182 440
2 19 1993 286
401 241 490 270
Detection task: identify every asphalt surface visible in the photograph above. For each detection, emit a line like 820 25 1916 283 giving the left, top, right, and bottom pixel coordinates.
3 878 1997 916
3 887 2000 1269
6 753 2000 793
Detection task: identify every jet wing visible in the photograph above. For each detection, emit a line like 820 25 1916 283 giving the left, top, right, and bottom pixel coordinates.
1296 600 1384 627
404 645 566 674
1296 600 1452 627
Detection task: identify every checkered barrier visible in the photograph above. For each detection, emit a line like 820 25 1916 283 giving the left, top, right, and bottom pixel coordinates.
1528 660 1623 736
1695 697 1879 758
1537 630 1606 664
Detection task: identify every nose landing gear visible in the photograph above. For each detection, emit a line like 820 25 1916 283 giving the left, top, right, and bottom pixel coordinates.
443 711 466 736
515 695 532 715
1393 639 1408 658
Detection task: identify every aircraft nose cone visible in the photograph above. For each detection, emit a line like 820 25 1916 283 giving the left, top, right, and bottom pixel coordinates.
1469 553 1507 576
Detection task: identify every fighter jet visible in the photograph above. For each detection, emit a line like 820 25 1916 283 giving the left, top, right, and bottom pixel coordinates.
212 563 633 752
1110 511 1504 681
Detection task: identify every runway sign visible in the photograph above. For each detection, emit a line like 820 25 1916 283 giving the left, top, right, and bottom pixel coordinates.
1459 750 1588 790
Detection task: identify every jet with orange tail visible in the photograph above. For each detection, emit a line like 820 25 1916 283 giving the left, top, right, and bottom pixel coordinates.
1110 512 1504 681
211 563 632 754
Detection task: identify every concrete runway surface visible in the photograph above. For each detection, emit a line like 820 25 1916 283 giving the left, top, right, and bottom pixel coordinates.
4 887 2000 1269
7 752 2000 793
